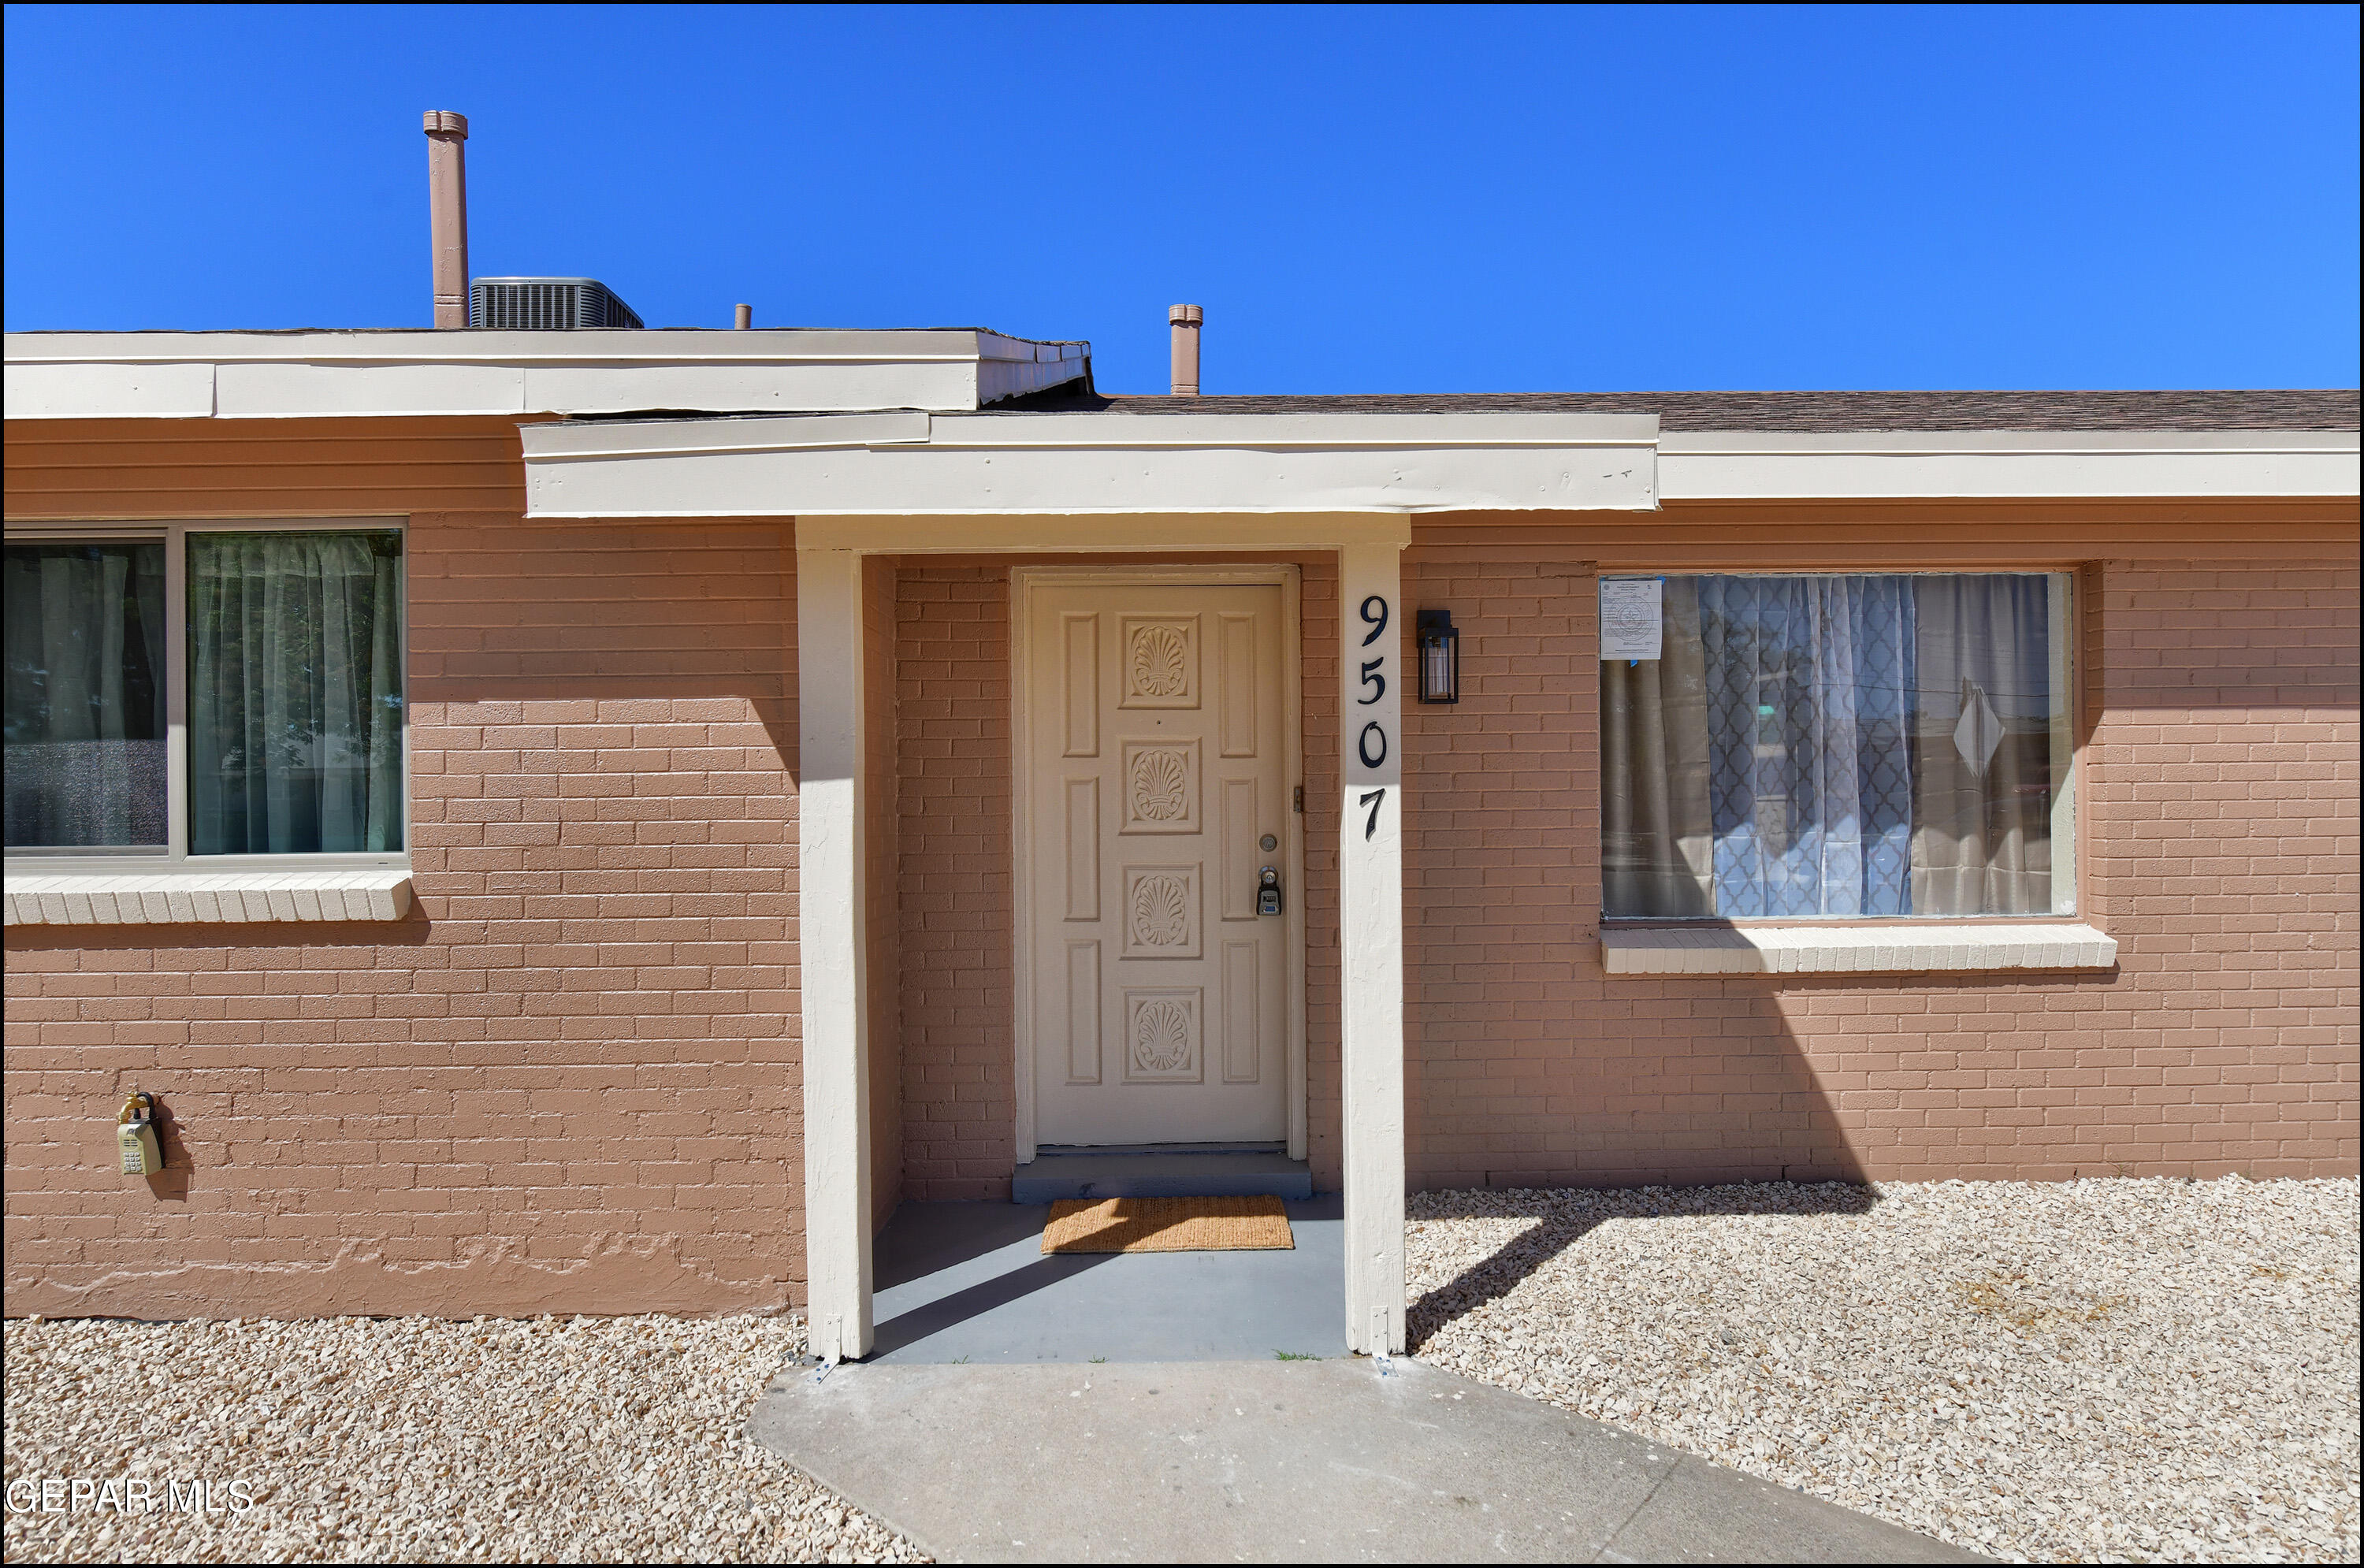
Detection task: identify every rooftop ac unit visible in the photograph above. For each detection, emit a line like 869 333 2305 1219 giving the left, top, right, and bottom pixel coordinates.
468 277 643 330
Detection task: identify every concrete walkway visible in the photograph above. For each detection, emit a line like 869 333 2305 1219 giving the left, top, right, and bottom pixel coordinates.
749 1356 1984 1564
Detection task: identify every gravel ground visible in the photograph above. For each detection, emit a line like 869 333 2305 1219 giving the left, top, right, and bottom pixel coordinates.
1408 1175 2360 1564
2 1313 924 1564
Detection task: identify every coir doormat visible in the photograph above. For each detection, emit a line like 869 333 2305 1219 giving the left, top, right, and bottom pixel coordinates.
1040 1195 1295 1254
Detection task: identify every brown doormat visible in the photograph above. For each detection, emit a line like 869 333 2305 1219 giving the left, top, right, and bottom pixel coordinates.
1040 1195 1295 1254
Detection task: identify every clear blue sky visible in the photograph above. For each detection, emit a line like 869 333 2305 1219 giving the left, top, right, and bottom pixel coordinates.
6 4 2356 394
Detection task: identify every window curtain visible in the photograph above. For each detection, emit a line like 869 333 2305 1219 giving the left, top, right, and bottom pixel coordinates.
188 532 404 855
2 542 167 847
1600 577 1713 916
1601 571 2059 920
1910 574 2053 915
1700 575 1917 917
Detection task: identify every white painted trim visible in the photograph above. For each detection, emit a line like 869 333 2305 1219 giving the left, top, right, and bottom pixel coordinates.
797 515 1418 552
2 869 412 925
520 413 1661 518
524 412 934 461
1338 541 1407 1356
1009 565 1310 1166
6 329 1011 363
794 547 874 1362
1598 923 2118 975
1658 429 2361 500
931 411 1660 448
5 329 1089 420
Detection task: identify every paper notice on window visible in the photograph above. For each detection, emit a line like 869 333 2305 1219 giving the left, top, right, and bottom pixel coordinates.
1599 578 1663 661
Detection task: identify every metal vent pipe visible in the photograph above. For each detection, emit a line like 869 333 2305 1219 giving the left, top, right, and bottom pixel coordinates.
734 303 753 330
1169 303 1202 396
424 110 470 329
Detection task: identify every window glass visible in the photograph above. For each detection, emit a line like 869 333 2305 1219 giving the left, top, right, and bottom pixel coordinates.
3 541 169 849
188 530 405 855
1601 573 2070 919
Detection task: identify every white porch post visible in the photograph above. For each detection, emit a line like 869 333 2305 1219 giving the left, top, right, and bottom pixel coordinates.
795 545 874 1360
1339 541 1407 1355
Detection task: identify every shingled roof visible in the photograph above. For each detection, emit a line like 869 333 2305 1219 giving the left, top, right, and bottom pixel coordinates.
988 387 2359 432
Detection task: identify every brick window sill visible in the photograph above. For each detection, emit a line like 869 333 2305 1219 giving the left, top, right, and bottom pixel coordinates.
2 869 414 926
1600 921 2116 975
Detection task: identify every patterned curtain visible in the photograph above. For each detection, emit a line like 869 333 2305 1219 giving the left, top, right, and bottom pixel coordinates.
1700 576 1917 916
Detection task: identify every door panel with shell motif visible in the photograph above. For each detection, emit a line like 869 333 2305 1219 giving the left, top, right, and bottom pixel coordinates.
1028 583 1289 1146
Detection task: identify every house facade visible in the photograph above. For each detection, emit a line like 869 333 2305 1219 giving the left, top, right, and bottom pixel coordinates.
3 325 2357 1358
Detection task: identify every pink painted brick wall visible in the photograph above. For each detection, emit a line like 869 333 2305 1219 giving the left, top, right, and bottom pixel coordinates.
893 567 1017 1200
5 514 806 1317
6 481 2355 1321
1399 552 2358 1189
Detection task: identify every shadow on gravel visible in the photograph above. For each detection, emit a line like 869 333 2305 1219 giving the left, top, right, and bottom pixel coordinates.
1406 1183 1880 1353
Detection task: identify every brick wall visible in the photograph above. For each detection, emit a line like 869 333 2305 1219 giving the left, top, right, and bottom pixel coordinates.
890 559 1346 1198
6 451 2355 1321
1399 550 2358 1188
5 508 807 1317
893 567 1017 1200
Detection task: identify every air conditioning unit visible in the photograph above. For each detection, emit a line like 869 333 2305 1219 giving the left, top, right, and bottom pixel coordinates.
468 277 644 330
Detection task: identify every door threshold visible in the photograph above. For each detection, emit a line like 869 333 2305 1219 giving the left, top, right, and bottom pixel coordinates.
1031 1142 1286 1159
1014 1146 1311 1204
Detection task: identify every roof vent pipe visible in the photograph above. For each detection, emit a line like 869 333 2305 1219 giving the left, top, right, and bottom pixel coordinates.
734 303 753 330
1169 303 1202 396
424 111 470 329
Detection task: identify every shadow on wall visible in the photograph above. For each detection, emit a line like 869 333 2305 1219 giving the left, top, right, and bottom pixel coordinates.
1405 1179 1879 1353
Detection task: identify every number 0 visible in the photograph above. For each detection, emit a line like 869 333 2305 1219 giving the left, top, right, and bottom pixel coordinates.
1359 721 1388 769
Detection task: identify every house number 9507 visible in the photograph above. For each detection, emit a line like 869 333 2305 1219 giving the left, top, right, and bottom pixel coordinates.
1358 594 1390 838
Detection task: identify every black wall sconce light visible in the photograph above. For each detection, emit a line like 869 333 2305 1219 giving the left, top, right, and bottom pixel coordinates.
1417 609 1459 704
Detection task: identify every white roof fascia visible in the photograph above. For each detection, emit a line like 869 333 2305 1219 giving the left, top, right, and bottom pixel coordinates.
1659 429 2362 500
519 411 1661 518
2 329 1088 419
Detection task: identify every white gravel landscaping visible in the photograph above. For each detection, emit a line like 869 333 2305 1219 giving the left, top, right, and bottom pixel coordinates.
1408 1175 2360 1564
3 1313 924 1564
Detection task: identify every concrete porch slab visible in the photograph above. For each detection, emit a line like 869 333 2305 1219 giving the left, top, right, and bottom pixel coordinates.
870 1198 1346 1363
749 1357 1984 1564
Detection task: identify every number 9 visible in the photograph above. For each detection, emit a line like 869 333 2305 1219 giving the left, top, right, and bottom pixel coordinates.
1360 595 1389 647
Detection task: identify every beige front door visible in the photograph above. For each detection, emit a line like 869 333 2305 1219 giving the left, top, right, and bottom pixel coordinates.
1025 581 1293 1146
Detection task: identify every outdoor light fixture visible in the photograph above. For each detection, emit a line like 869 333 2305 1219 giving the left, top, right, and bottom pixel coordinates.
1417 609 1459 704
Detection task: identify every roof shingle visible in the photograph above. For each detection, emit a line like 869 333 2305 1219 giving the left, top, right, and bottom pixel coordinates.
987 387 2358 432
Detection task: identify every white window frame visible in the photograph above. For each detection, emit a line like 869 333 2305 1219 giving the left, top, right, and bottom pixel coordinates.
3 516 411 877
1598 566 2078 923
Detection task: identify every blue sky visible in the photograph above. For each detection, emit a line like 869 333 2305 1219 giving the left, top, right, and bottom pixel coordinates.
5 4 2356 394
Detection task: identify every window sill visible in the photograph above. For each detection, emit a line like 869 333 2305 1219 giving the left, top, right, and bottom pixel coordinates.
1600 922 2115 975
2 869 414 927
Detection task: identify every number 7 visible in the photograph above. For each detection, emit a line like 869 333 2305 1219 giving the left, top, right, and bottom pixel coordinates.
1359 789 1385 842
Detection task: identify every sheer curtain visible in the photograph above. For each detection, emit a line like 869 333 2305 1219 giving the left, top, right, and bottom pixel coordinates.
1700 575 1916 917
1911 574 2053 915
2 541 166 847
188 531 404 855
